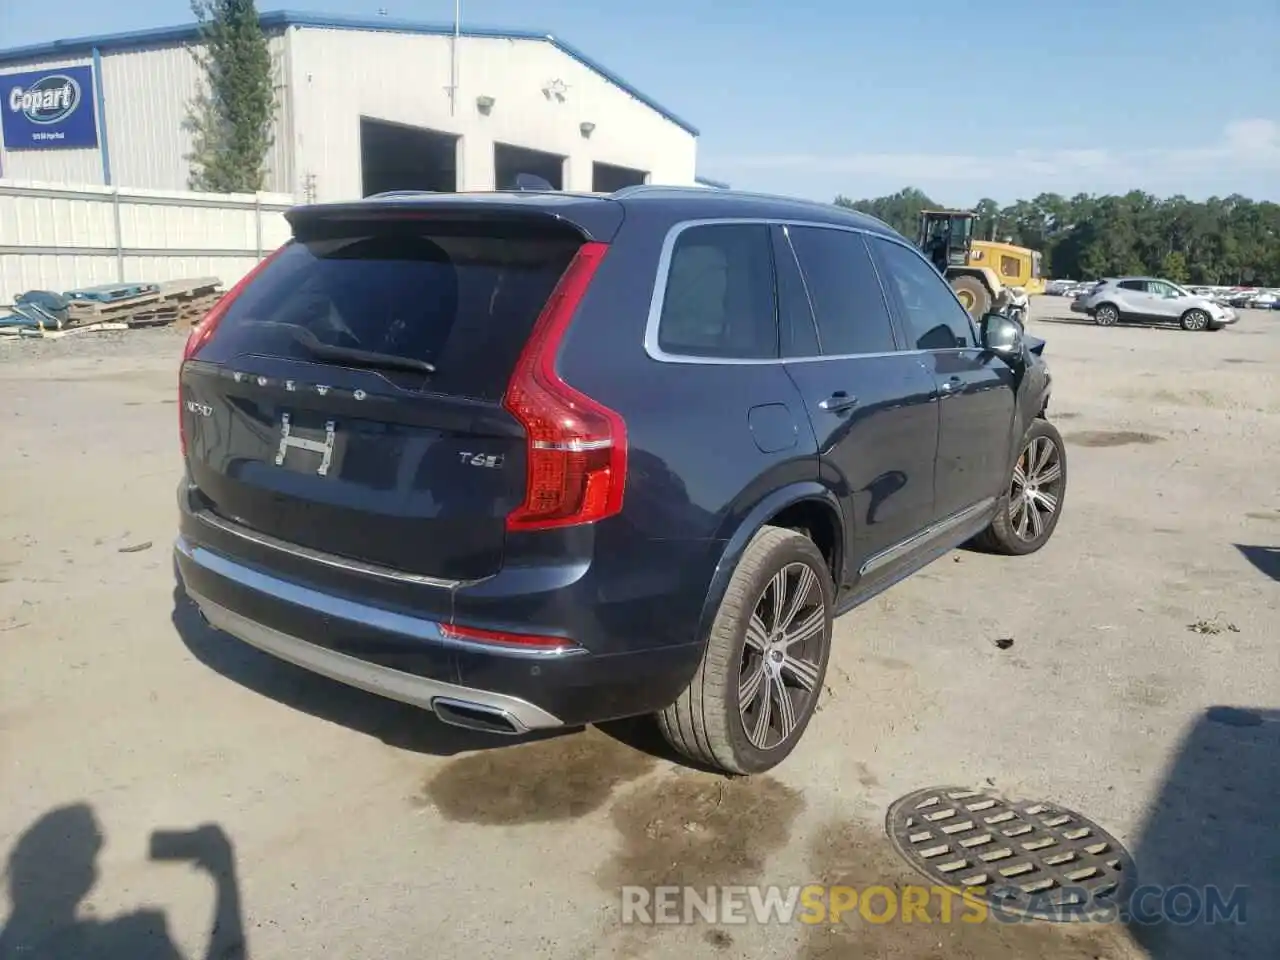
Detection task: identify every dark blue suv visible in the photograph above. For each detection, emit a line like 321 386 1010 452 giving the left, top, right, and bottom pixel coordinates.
175 186 1065 775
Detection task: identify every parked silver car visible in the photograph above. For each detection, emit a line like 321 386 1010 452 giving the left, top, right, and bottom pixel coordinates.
1070 277 1237 331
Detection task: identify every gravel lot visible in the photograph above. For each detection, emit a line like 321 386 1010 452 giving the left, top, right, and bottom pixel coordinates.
2 302 1277 959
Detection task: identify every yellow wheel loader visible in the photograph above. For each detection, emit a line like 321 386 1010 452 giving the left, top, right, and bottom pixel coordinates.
917 209 1045 323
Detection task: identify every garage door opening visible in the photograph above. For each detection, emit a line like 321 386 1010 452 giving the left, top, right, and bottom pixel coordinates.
360 117 458 196
494 143 564 190
592 162 648 193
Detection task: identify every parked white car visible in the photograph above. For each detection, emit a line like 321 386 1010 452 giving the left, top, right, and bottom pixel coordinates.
1071 277 1237 331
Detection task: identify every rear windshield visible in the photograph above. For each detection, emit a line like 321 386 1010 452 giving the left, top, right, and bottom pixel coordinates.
209 221 582 401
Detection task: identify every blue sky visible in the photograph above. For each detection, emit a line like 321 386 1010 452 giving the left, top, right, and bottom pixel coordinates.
2 0 1277 204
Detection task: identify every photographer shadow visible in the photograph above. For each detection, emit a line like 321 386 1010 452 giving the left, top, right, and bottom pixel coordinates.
1125 705 1279 959
0 804 245 960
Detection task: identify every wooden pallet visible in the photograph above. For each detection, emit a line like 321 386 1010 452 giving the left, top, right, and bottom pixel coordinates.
131 291 224 328
65 277 224 328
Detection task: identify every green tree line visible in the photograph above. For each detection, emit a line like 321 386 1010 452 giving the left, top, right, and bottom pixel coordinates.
834 187 1280 286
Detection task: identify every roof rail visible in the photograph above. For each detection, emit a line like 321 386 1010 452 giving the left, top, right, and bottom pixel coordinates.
367 189 439 199
610 184 713 199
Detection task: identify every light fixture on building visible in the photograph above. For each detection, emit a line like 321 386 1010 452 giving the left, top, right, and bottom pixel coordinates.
476 95 495 115
542 79 568 102
579 121 595 139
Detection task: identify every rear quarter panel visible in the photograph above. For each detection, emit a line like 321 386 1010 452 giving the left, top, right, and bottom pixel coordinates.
555 205 821 648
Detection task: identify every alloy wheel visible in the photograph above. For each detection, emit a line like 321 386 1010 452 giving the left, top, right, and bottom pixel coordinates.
738 562 827 750
1184 310 1208 331
1096 306 1118 325
1009 435 1064 541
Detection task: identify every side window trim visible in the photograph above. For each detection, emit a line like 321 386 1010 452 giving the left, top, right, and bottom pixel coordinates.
646 220 781 363
642 217 978 366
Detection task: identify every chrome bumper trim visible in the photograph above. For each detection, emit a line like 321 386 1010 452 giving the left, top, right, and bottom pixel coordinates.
174 536 580 659
180 582 565 733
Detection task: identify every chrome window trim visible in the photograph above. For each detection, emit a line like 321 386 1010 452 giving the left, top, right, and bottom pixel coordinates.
642 217 982 366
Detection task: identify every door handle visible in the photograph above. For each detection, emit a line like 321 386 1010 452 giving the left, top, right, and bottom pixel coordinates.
818 391 859 413
939 376 962 398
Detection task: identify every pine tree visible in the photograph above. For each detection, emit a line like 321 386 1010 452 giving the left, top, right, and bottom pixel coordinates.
184 0 276 193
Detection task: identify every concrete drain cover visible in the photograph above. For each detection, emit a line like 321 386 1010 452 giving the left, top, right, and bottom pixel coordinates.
886 787 1137 921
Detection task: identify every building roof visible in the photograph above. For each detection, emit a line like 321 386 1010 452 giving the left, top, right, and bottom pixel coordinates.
0 9 699 137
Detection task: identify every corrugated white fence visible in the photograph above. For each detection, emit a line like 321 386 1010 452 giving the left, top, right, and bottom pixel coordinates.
0 179 295 306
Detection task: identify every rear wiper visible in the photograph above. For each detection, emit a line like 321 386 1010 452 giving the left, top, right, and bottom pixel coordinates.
289 326 437 376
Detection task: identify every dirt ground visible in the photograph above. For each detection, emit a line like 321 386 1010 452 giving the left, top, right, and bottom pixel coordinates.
2 301 1277 960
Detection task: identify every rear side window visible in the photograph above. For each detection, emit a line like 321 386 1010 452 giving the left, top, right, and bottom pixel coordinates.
786 226 897 356
656 223 778 359
1118 280 1145 291
206 222 582 401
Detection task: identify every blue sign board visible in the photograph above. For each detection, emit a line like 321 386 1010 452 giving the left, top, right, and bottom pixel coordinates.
1 65 99 151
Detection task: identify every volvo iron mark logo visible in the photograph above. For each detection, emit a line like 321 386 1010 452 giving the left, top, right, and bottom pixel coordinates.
7 74 82 125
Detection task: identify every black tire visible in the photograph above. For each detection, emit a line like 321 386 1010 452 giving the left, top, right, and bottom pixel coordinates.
1095 303 1120 326
973 418 1067 556
951 275 992 320
1180 309 1210 331
657 525 834 775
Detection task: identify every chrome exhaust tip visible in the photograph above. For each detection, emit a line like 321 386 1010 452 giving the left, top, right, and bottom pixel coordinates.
432 697 526 736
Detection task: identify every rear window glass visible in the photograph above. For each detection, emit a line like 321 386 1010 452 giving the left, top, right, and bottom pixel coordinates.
209 223 581 401
657 223 778 359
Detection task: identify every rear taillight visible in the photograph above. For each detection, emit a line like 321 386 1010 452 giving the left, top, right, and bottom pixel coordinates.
179 244 288 456
440 622 579 653
502 241 626 531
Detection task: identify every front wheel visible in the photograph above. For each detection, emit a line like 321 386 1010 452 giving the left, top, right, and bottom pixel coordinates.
972 419 1067 556
1181 309 1210 331
951 275 992 320
657 526 833 775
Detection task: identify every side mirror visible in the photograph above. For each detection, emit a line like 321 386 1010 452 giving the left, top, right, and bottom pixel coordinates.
980 311 1023 358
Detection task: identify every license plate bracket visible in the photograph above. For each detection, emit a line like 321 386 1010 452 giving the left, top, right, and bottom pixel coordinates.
275 412 339 476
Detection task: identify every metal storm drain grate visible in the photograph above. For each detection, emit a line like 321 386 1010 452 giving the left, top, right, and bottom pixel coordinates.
886 787 1137 921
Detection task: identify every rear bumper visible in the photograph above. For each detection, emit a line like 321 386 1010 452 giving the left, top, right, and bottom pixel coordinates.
184 573 561 733
1069 301 1091 314
173 532 705 729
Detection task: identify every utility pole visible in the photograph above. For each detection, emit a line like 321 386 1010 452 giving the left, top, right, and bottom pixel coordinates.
448 0 461 115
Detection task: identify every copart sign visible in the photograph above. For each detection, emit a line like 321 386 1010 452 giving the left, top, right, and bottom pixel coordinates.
1 65 99 150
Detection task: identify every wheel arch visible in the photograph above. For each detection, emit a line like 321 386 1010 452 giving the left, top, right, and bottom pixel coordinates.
696 483 846 647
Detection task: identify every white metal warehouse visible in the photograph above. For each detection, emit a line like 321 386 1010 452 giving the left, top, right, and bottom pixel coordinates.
0 10 718 201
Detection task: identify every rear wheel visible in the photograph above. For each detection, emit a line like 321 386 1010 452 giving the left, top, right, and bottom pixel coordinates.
973 418 1067 556
1095 303 1119 326
657 526 833 775
951 275 991 319
1180 309 1210 331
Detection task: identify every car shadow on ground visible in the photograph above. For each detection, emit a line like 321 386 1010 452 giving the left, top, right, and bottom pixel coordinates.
0 804 246 960
169 576 700 768
1033 315 1183 332
1234 544 1280 582
1124 705 1279 959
